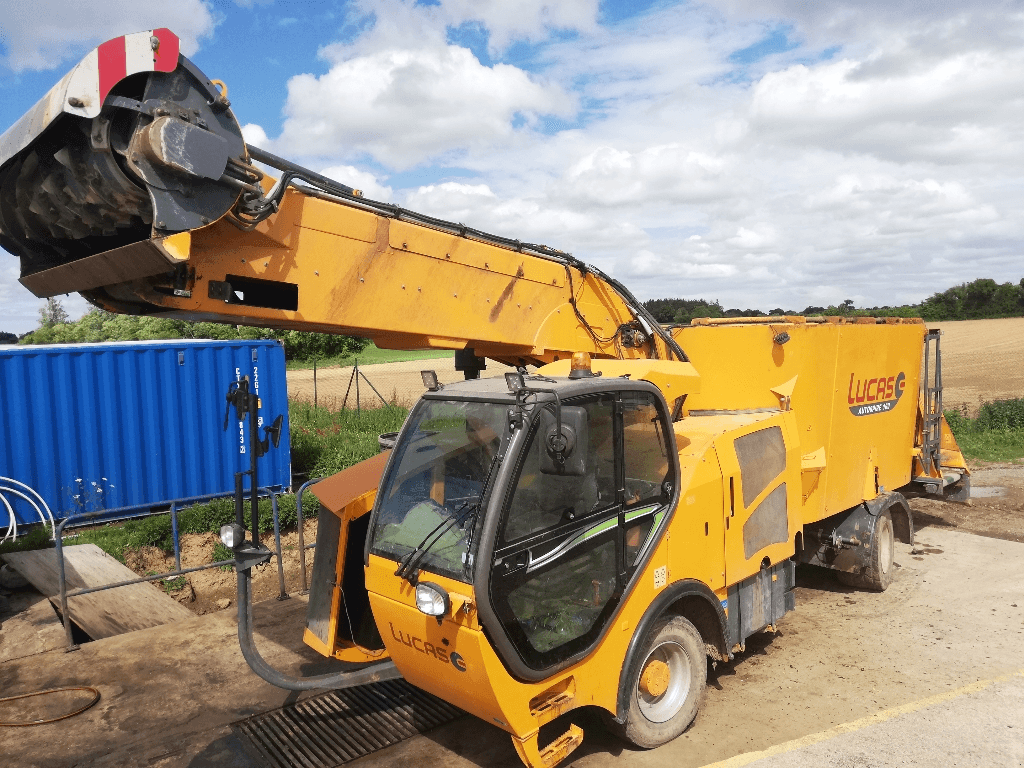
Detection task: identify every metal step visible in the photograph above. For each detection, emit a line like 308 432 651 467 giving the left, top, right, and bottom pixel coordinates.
233 680 464 768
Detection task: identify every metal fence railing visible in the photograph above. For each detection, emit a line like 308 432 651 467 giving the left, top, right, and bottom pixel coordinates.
51 487 294 652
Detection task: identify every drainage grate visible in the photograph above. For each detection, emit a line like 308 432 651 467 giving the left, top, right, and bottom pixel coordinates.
234 680 464 767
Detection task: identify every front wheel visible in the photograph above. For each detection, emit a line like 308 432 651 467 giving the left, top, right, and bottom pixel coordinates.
606 615 707 748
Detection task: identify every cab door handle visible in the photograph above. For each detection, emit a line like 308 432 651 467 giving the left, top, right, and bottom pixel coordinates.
501 550 529 572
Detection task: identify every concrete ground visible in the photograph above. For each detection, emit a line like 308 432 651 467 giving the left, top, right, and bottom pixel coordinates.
1 524 1023 767
704 671 1024 767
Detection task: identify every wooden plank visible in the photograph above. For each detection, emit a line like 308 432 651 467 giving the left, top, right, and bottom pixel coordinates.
2 545 194 640
0 590 66 662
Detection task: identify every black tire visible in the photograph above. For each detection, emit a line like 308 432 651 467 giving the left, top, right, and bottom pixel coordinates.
605 615 707 749
837 508 895 592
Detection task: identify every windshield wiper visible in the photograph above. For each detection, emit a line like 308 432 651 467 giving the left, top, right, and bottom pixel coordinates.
394 500 479 585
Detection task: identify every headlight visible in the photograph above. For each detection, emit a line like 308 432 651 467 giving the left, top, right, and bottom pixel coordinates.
415 582 450 617
220 523 246 549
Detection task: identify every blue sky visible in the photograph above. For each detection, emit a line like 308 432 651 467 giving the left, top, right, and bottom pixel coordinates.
2 0 1023 333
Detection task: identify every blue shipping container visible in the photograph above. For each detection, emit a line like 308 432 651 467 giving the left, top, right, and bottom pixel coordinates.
0 339 291 529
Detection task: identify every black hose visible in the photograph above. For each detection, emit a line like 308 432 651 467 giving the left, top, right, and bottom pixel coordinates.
235 570 402 691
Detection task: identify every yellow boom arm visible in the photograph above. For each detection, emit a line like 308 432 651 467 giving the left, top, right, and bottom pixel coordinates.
44 186 676 366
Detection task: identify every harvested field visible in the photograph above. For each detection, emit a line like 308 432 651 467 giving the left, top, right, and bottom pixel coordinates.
288 356 515 409
927 317 1024 415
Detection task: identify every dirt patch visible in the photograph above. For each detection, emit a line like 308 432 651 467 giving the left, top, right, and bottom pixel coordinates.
909 463 1024 543
926 317 1024 415
122 520 319 616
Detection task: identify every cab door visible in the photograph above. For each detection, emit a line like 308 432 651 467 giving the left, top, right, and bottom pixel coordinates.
487 390 675 673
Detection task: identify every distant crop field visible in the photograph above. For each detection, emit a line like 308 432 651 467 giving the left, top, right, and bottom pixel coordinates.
927 317 1024 415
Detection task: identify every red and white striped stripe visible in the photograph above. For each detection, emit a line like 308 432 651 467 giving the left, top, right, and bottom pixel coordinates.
66 28 180 117
1 29 182 167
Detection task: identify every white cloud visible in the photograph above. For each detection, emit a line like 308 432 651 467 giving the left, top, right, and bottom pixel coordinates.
0 0 216 72
240 123 271 148
440 0 599 52
275 42 574 169
747 49 1024 164
555 145 731 207
401 182 645 253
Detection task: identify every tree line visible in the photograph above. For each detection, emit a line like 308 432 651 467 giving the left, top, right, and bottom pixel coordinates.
643 277 1024 325
4 300 366 361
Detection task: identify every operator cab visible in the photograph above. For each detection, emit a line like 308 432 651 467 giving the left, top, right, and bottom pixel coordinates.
365 362 680 678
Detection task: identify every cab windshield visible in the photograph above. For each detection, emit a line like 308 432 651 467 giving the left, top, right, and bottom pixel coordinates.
369 399 506 583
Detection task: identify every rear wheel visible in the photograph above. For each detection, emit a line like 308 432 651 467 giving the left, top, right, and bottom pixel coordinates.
838 508 895 592
605 616 706 748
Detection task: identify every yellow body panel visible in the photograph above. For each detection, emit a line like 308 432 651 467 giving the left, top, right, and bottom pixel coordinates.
680 411 804 585
364 517 686 741
675 320 927 525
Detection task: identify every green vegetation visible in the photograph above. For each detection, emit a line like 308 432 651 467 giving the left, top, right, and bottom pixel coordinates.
645 276 1024 324
212 542 235 570
945 399 1024 463
289 400 407 477
17 305 368 363
284 343 453 370
160 575 187 593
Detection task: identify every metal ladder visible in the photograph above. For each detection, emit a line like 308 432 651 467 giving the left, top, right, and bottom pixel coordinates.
920 329 943 476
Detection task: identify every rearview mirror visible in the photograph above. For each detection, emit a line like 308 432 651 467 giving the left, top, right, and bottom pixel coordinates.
539 406 588 476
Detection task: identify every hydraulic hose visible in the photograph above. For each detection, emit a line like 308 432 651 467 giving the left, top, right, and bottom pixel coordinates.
0 477 55 536
0 492 15 544
0 486 51 538
235 569 401 691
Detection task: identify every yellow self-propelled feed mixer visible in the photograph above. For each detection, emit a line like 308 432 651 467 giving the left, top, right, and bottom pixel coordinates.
0 30 972 768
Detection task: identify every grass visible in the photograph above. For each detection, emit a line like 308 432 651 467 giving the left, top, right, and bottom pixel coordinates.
289 399 408 478
160 575 187 593
286 342 453 371
212 542 235 570
945 398 1024 463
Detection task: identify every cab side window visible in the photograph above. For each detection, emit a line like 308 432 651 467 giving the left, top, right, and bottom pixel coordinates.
622 392 670 507
621 392 670 566
502 398 615 542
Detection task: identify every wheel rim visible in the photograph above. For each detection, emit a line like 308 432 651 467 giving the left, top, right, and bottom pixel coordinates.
879 518 893 575
636 641 691 723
